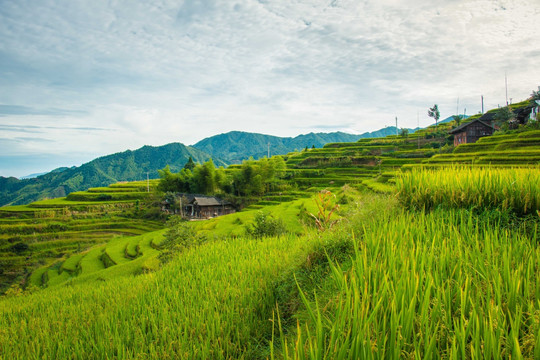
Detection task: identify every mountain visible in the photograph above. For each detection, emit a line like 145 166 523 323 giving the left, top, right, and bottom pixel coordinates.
0 143 222 206
20 172 48 179
193 129 419 163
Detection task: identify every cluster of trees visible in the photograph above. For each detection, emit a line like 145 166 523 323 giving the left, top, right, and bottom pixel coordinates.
158 156 288 197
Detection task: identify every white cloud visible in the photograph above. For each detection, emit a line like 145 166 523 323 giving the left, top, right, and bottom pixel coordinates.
1 0 539 176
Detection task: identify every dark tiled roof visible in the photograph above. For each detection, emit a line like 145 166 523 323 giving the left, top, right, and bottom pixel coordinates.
190 196 231 207
193 197 221 206
448 119 495 134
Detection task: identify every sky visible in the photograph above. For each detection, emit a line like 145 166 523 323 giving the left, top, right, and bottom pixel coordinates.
1 0 539 178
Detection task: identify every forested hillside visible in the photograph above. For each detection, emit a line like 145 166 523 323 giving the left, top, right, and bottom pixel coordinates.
192 129 417 164
0 143 222 206
192 131 363 163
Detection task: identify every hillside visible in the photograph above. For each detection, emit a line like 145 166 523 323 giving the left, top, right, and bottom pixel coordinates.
193 129 419 164
0 143 223 207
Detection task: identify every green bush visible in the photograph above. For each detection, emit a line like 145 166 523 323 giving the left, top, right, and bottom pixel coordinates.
159 217 207 263
245 211 287 238
9 242 30 254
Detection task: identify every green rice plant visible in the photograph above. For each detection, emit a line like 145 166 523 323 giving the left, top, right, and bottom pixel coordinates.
275 208 540 359
60 253 85 274
124 239 140 259
361 178 395 194
0 229 316 359
396 166 540 215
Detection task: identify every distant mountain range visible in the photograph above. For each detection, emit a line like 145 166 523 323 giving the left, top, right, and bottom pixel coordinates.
193 131 362 163
0 143 219 206
1 127 421 206
194 128 423 163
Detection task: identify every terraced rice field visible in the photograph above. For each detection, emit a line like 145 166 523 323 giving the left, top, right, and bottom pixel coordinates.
0 181 164 293
283 131 448 192
424 130 540 165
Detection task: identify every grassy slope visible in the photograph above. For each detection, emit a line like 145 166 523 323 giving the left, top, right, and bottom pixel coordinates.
1 183 538 358
278 206 539 359
0 227 319 359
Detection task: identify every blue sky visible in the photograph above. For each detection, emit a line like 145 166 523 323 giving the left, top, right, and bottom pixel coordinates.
1 0 539 178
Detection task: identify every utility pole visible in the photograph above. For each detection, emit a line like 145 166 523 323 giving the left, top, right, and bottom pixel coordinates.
146 172 149 193
481 95 484 114
179 196 183 217
267 143 270 158
395 116 398 136
505 73 508 106
417 110 420 149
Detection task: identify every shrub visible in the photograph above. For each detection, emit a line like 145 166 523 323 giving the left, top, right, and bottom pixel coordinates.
9 242 30 254
245 211 287 238
159 217 207 263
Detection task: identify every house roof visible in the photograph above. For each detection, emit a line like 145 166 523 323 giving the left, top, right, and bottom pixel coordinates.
192 196 225 206
448 118 495 134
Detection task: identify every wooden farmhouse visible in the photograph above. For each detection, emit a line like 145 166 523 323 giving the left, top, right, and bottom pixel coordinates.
449 119 495 147
186 196 235 219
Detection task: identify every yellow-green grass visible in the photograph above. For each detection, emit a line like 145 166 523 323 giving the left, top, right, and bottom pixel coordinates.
0 228 316 359
66 191 150 202
60 253 85 273
124 237 141 258
361 178 395 194
452 132 540 154
0 205 36 213
108 180 160 189
0 219 160 237
425 150 540 165
103 233 153 265
29 231 165 288
396 166 540 215
27 267 48 287
27 198 137 209
276 208 540 359
45 268 71 287
86 187 145 193
77 245 107 275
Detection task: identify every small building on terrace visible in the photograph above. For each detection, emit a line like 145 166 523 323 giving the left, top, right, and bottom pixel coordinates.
449 119 495 147
186 196 235 219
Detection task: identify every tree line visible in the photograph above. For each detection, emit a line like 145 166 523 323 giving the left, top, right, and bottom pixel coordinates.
158 156 288 197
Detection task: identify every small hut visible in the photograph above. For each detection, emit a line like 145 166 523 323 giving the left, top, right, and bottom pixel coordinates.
186 196 235 219
449 119 495 147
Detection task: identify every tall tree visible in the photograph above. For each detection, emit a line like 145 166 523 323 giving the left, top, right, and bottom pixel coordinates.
191 159 217 194
183 156 196 171
428 104 440 126
452 115 463 127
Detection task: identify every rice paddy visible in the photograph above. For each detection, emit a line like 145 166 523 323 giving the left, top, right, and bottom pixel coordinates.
396 166 540 215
